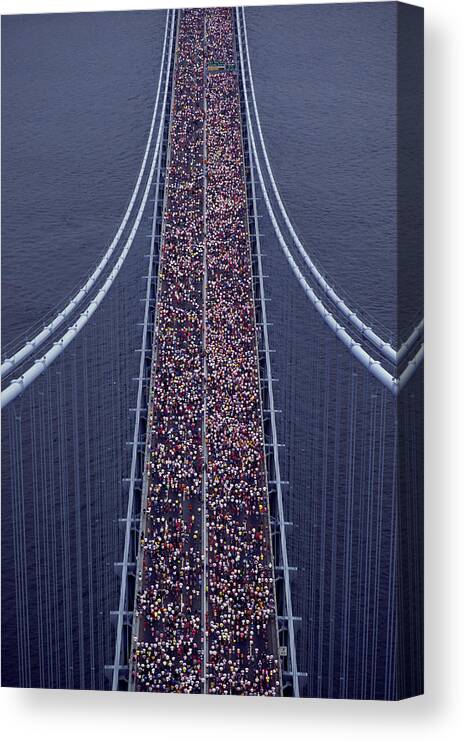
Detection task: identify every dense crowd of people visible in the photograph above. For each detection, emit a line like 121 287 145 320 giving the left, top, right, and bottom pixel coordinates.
131 7 280 696
204 8 280 696
131 8 205 694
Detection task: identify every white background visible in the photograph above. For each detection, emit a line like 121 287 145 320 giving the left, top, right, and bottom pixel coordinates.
0 0 464 739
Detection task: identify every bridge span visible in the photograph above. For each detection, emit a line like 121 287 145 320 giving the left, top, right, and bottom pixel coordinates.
115 7 293 696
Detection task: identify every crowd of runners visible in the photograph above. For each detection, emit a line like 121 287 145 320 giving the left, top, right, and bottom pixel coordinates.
131 7 280 696
131 8 205 694
204 8 280 696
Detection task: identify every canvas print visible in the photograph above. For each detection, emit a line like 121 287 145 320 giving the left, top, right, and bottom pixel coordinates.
1 2 424 699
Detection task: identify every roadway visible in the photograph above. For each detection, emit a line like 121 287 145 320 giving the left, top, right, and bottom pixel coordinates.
130 7 280 696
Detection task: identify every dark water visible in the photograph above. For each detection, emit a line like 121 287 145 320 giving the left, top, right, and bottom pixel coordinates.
1 3 423 698
247 2 423 345
2 10 163 349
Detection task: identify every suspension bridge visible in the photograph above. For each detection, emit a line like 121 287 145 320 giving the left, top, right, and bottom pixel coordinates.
1 6 423 698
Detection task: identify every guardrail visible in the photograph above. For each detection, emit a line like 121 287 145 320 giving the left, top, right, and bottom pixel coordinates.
107 10 177 691
235 7 301 696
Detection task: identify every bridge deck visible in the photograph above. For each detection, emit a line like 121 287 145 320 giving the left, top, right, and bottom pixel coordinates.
130 7 280 696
